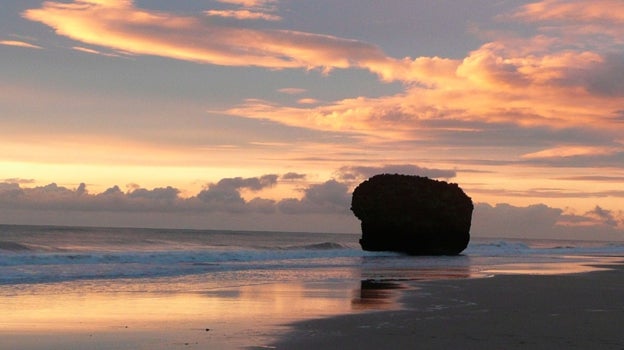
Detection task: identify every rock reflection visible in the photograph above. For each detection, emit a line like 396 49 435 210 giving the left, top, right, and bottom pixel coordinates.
353 255 481 310
359 254 479 282
352 280 406 310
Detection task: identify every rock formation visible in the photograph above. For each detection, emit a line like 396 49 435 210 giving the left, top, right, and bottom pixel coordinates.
351 174 473 255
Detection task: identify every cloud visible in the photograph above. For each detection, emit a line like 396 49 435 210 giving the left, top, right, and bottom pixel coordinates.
21 1 624 154
209 2 623 150
0 40 42 49
473 203 624 239
128 186 179 201
521 146 622 159
221 44 623 142
337 164 456 181
204 9 281 21
196 175 278 212
297 98 319 105
472 203 562 237
281 172 306 180
519 147 624 168
2 178 36 185
580 54 624 97
555 176 624 182
216 0 277 7
1 177 623 238
585 206 620 227
469 187 624 199
212 174 279 191
72 46 122 57
277 180 351 214
510 0 624 49
513 0 624 23
23 0 394 76
0 182 23 197
209 0 281 21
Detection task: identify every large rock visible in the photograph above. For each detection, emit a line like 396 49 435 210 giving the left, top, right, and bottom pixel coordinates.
351 174 473 255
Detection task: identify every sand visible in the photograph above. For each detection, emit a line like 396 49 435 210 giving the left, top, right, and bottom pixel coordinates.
271 264 624 349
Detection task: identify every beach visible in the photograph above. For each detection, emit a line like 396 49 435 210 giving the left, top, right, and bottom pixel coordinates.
3 226 624 349
272 263 624 349
3 263 624 349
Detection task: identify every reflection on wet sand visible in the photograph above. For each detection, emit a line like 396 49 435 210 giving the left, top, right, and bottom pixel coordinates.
352 280 407 310
353 257 479 310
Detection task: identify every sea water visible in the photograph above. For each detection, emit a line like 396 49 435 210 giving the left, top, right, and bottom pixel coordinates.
2 224 624 289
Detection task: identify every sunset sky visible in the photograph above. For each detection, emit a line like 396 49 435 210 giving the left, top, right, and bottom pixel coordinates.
1 0 623 239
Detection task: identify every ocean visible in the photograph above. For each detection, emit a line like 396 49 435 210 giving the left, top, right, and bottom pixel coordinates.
2 224 624 288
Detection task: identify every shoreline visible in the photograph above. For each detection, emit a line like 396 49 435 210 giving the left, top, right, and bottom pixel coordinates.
3 255 624 349
270 262 624 349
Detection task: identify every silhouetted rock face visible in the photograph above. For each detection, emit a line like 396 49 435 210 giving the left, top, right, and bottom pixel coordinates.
351 174 473 255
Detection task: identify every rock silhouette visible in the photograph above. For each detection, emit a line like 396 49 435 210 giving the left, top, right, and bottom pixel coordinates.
351 174 473 255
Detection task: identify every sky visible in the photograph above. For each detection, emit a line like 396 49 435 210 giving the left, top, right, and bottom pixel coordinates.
1 0 623 240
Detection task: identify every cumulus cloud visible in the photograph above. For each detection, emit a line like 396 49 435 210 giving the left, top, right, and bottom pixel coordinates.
1 176 623 238
216 174 278 190
196 174 278 212
584 206 621 227
473 203 624 240
472 203 562 238
277 180 351 214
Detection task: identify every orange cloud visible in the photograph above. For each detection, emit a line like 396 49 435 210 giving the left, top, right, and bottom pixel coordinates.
521 146 622 159
511 0 624 48
23 0 391 75
0 40 42 49
72 46 122 57
297 98 319 105
514 0 624 23
222 37 623 139
216 0 277 7
204 9 281 21
23 0 624 142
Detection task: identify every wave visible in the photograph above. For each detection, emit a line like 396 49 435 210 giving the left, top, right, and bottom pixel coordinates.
0 245 374 282
3 236 624 286
0 249 346 267
287 242 348 250
465 241 532 256
466 240 624 256
0 241 32 252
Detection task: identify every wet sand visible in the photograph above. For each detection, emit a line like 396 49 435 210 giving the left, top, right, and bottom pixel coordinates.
0 279 382 350
272 264 624 349
3 261 624 349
